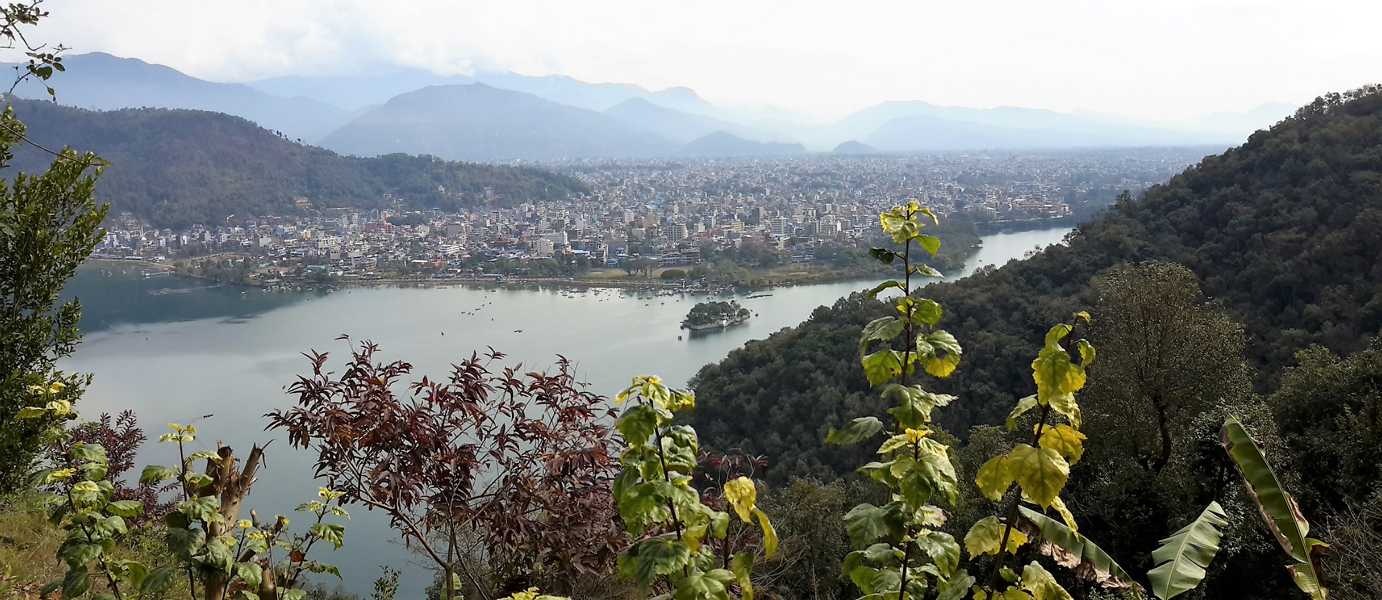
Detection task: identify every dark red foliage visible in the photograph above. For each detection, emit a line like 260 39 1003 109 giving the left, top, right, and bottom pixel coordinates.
265 341 625 595
49 410 173 523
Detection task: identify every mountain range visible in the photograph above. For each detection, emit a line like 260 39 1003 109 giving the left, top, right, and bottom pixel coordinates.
9 52 1295 160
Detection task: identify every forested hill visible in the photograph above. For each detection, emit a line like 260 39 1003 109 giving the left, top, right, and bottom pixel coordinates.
2 100 589 228
690 86 1382 481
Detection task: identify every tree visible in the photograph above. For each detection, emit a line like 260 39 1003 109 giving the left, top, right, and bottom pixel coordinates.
1084 261 1253 474
0 106 105 491
267 342 623 600
1270 337 1382 510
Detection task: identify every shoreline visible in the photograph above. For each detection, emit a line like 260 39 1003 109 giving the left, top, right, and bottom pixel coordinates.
80 221 1073 295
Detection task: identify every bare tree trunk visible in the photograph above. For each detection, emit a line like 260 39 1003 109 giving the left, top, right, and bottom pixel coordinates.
1152 394 1173 474
201 444 266 600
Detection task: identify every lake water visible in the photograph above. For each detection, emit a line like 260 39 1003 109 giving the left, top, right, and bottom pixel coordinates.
60 226 1070 597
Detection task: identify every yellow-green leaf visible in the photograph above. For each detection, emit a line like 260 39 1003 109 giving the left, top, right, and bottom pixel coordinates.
723 477 757 523
753 507 778 558
1008 444 1069 509
1038 425 1086 465
1021 561 1074 600
976 455 1017 503
965 516 1028 557
1007 395 1038 432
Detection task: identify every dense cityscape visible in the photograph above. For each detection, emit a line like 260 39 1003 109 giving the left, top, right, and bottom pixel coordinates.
92 148 1213 288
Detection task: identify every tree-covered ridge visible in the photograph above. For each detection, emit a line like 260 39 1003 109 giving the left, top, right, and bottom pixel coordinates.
3 100 589 228
689 85 1382 483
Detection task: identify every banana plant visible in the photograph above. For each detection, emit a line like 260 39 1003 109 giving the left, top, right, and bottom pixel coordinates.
1146 502 1230 599
1222 418 1329 599
1017 501 1228 600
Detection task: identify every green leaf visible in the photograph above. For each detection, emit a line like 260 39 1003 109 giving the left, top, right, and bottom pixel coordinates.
236 562 264 591
141 566 178 594
621 537 691 588
936 569 975 600
861 349 910 387
882 384 955 428
1147 502 1230 599
310 522 346 549
869 247 898 264
139 465 178 485
1221 418 1327 600
730 553 755 600
106 500 145 518
177 495 221 523
184 472 214 490
674 569 733 600
916 234 941 256
911 263 943 278
912 298 943 326
860 317 905 353
916 330 962 378
844 502 903 547
965 516 1028 557
62 567 90 599
826 417 885 446
1007 395 1039 431
1017 506 1135 589
868 280 904 298
661 425 700 473
59 542 102 568
1008 444 1069 509
915 530 961 577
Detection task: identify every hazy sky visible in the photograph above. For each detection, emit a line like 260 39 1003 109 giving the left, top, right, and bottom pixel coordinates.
35 0 1382 120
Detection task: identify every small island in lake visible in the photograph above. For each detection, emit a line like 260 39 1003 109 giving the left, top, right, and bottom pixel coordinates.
681 300 752 331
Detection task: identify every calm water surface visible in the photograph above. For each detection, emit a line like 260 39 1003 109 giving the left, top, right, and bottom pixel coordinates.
61 226 1070 596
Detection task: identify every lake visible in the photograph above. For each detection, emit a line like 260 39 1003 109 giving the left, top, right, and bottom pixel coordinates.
60 225 1071 597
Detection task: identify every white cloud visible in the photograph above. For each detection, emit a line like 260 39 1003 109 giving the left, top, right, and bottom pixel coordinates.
34 0 1382 120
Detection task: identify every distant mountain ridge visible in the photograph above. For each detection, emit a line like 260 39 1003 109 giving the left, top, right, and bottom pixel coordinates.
12 51 1295 160
678 131 805 157
3 99 587 228
320 83 674 161
604 98 750 143
7 52 350 141
832 140 877 154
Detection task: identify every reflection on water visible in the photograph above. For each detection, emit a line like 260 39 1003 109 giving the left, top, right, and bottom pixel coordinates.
59 226 1071 597
64 263 317 332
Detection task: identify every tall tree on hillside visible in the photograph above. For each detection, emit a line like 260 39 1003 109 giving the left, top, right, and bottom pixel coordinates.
1083 261 1254 474
0 0 106 491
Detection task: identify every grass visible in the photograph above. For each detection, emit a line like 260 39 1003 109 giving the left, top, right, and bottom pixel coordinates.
0 491 186 599
0 492 67 598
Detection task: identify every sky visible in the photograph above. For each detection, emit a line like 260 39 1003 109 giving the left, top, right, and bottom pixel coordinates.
32 0 1382 121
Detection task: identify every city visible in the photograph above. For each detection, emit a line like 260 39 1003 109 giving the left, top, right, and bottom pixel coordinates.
93 148 1211 289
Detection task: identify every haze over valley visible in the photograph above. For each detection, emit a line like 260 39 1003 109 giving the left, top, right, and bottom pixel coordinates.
9 51 1293 160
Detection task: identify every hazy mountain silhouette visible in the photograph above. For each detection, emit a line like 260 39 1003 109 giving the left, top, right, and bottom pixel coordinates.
832 140 878 154
678 131 806 157
9 52 350 141
320 84 674 161
605 98 755 143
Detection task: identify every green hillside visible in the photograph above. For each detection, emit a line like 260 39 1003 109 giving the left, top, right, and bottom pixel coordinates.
691 85 1382 479
4 100 589 227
